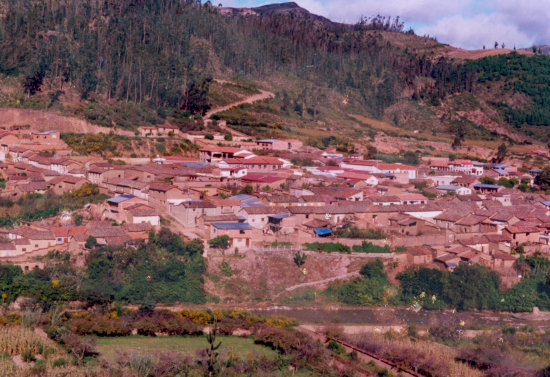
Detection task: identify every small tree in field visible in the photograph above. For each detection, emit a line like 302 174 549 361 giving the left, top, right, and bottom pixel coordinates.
209 235 230 251
294 251 307 267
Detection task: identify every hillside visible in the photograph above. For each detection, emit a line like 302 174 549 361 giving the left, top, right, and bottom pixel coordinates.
0 0 548 149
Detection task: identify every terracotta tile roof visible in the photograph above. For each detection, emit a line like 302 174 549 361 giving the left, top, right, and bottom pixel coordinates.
504 224 540 234
147 182 178 192
123 223 153 232
455 214 488 226
242 206 287 215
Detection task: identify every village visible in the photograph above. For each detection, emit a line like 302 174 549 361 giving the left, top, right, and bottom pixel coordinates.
0 121 547 288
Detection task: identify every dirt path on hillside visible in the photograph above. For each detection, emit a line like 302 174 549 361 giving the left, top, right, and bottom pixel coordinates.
204 88 274 119
285 271 360 292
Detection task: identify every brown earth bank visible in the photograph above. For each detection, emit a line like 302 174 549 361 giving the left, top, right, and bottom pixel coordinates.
0 108 134 135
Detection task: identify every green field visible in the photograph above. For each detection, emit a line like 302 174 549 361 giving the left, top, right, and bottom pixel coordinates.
95 335 278 360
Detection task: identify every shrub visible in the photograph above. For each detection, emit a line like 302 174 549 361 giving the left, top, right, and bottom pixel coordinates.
21 349 36 362
293 251 307 267
29 359 47 375
303 242 350 253
334 226 387 239
352 241 391 253
218 262 233 277
52 357 67 368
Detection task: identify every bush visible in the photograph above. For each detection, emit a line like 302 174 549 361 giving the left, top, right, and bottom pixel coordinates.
29 359 47 375
303 242 350 253
52 357 67 368
21 349 36 362
218 261 233 277
334 226 387 239
352 241 391 253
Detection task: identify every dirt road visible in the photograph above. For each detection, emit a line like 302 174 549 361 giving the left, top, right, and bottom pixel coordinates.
285 271 360 292
204 89 274 119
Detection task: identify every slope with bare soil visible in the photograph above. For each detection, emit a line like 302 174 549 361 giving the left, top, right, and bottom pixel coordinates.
0 108 134 136
205 250 370 303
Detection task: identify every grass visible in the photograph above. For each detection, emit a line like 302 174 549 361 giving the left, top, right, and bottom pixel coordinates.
95 335 278 360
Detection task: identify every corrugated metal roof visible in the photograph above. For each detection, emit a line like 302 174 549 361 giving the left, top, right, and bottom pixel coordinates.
211 222 252 230
107 194 135 203
314 228 332 236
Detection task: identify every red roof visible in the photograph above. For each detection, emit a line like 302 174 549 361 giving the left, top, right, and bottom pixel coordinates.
241 174 285 183
200 146 243 153
224 157 284 165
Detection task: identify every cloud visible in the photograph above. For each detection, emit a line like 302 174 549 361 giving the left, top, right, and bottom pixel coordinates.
416 13 533 50
225 0 550 49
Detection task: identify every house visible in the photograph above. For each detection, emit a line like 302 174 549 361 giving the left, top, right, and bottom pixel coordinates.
308 187 364 202
48 175 87 195
50 158 81 174
451 175 478 188
256 139 303 151
147 182 186 207
340 160 417 180
87 223 130 246
474 183 502 194
397 193 427 205
238 206 287 229
503 224 540 248
209 222 253 252
430 159 483 175
455 214 488 233
199 147 249 164
389 214 420 236
170 200 220 227
51 226 87 244
402 246 433 265
336 171 379 186
125 204 160 226
219 156 290 172
31 130 61 143
105 195 149 222
436 185 472 196
240 174 287 190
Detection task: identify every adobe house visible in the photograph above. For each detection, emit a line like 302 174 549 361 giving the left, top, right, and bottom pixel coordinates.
208 222 253 252
125 204 160 227
171 200 220 227
31 130 61 143
146 182 186 207
503 224 540 248
105 194 149 222
239 206 287 230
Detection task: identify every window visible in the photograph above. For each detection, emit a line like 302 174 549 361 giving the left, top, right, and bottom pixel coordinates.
239 230 245 234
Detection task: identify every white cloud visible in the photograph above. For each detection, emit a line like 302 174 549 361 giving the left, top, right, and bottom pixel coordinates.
416 13 533 50
228 0 550 49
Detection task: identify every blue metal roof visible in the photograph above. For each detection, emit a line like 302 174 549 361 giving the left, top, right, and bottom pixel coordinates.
229 194 256 201
493 168 509 175
474 183 501 189
436 185 461 190
257 139 278 143
541 200 550 207
269 212 293 220
211 222 252 230
182 162 208 168
314 228 332 236
107 194 135 203
493 163 510 168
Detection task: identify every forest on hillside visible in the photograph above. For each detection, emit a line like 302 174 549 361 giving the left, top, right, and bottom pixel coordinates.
0 0 548 141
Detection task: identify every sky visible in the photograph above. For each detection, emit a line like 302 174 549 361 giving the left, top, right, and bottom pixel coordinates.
223 0 550 50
